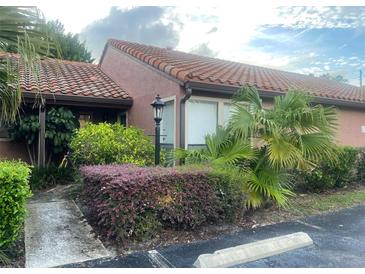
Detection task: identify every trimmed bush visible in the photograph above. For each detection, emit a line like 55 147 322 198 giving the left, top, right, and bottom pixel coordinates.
356 149 365 183
29 166 76 190
295 146 359 192
79 164 245 241
0 161 31 248
70 123 154 166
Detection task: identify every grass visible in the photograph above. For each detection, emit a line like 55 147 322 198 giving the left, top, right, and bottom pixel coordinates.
247 184 365 225
291 187 365 215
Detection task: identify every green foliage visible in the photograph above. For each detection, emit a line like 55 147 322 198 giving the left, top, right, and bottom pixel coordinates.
0 58 21 125
45 107 79 154
70 123 154 166
45 20 94 63
230 86 338 170
29 166 76 190
0 250 10 266
0 7 60 124
356 149 365 183
296 147 359 192
9 115 39 145
176 85 338 209
9 107 79 164
133 211 162 241
0 161 31 248
207 167 247 222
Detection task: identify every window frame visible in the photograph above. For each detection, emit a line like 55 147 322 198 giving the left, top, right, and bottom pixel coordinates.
185 96 254 149
161 95 177 149
117 110 128 126
185 96 232 149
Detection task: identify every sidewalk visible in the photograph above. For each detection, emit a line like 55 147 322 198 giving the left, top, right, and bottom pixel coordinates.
24 185 111 268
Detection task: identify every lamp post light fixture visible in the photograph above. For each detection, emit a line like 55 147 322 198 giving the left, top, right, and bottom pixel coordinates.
151 94 165 165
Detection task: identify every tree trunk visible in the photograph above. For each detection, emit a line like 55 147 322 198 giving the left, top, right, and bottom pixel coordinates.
37 104 46 167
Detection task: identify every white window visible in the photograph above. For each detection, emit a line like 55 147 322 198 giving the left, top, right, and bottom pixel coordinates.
187 100 218 148
161 100 175 148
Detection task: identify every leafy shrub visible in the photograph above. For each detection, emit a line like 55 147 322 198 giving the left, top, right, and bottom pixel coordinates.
207 168 247 222
0 161 31 248
355 149 365 183
70 123 154 166
9 107 79 165
79 164 244 241
295 147 359 192
29 166 76 190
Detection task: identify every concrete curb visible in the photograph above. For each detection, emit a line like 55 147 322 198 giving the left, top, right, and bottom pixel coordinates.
193 232 313 268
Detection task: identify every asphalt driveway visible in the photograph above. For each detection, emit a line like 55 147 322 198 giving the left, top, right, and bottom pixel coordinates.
62 204 365 268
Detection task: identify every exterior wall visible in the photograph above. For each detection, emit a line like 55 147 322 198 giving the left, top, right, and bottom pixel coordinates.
260 99 365 147
0 140 29 162
100 46 185 147
184 93 365 148
262 99 365 147
337 107 365 147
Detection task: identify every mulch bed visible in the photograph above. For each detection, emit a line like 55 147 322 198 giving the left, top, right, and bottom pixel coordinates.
72 183 365 255
74 193 261 255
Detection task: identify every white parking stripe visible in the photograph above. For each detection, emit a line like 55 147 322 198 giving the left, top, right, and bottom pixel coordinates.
147 250 174 268
296 220 324 230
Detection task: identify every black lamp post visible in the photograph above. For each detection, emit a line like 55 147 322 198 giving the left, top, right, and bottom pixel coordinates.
151 94 165 165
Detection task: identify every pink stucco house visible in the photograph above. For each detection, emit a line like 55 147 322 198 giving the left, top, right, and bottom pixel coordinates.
99 39 365 149
1 39 365 161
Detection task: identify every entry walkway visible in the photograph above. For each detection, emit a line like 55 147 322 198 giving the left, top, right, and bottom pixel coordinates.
25 185 111 268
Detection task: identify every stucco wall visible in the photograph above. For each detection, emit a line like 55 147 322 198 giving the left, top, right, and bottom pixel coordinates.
263 99 365 147
0 140 29 162
336 107 365 147
100 46 184 146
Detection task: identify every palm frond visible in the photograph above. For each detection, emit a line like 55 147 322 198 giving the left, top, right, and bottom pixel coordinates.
245 162 294 208
0 58 20 124
233 85 263 110
266 130 304 169
228 103 254 139
0 7 59 124
0 250 10 266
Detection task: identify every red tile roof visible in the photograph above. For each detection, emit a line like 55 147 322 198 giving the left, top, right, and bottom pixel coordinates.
1 53 131 100
108 39 365 103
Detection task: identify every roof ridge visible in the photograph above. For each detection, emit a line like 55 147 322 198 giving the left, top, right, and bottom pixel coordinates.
107 38 359 89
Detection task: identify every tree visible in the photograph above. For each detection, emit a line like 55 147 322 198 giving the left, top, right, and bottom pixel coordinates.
0 7 58 124
315 73 348 83
9 107 79 165
46 20 94 63
177 86 338 208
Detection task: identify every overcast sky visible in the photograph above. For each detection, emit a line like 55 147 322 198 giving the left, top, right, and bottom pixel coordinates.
37 4 365 86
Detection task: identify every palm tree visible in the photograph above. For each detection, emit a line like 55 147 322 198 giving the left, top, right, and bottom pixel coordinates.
0 6 57 124
177 85 338 208
229 85 338 170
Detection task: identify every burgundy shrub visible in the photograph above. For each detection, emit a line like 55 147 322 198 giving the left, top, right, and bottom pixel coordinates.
79 164 225 240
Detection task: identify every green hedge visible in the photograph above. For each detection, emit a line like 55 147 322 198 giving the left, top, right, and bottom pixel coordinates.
0 161 31 248
294 147 359 192
70 123 154 166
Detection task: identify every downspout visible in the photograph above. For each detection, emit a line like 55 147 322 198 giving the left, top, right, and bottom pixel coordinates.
179 85 192 149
